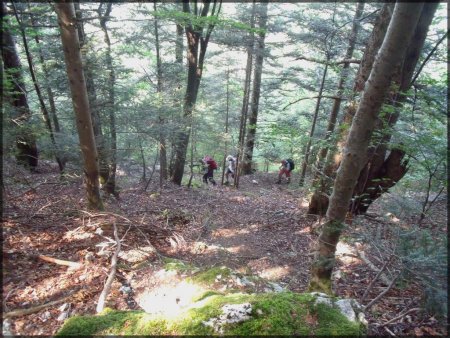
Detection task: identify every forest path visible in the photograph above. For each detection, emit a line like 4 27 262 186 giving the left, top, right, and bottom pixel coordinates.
4 160 446 336
138 171 317 293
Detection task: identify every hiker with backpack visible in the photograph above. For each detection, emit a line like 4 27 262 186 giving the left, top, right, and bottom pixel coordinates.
225 155 237 185
201 155 217 185
277 158 294 184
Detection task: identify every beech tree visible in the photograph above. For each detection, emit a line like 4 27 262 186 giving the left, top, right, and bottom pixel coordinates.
309 2 424 294
55 2 103 210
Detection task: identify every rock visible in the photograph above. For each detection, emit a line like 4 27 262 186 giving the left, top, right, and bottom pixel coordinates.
58 303 69 312
120 285 132 294
3 319 12 336
203 303 253 334
268 282 284 293
309 293 367 327
57 311 69 322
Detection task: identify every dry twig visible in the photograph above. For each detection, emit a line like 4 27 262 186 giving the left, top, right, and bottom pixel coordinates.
96 221 121 313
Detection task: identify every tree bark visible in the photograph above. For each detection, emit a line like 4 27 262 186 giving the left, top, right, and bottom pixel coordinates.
55 2 103 210
29 9 66 171
298 61 329 186
98 2 118 197
351 2 439 214
1 2 39 169
13 4 65 172
235 0 256 188
309 2 365 213
309 2 424 294
74 2 109 185
171 0 221 185
309 3 394 215
242 0 268 175
153 2 167 182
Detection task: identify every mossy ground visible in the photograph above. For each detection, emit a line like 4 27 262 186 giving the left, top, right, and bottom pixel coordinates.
57 261 364 335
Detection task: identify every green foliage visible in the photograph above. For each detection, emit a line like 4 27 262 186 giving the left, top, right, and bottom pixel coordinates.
397 227 448 318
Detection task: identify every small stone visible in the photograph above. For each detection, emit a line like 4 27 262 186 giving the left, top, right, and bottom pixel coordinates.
58 303 69 312
256 309 263 315
57 311 68 322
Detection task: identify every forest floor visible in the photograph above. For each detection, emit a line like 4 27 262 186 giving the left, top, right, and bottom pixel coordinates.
2 159 447 336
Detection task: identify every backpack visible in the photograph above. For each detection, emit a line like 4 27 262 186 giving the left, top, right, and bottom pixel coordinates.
286 158 295 170
208 159 218 170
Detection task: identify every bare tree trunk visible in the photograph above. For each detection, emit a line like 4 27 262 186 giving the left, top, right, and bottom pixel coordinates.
153 2 168 182
171 1 221 185
309 3 424 294
309 3 394 215
1 2 38 169
98 3 118 197
29 10 66 171
55 2 103 210
298 61 329 186
308 2 365 214
242 0 268 175
74 3 109 185
235 0 256 188
351 2 439 214
13 4 65 172
221 68 230 185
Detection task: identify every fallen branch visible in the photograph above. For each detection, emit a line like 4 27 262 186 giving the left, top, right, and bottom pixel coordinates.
357 250 392 285
364 273 400 312
3 291 77 318
380 307 420 327
361 254 394 302
38 255 83 269
96 221 121 313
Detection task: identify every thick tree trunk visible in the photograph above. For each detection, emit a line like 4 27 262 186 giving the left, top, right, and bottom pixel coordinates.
351 2 438 214
55 2 103 210
242 0 268 175
171 1 220 185
1 2 38 169
309 3 394 215
309 3 424 294
74 3 109 184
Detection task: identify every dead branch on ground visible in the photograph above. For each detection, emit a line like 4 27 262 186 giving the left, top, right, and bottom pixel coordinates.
96 221 121 313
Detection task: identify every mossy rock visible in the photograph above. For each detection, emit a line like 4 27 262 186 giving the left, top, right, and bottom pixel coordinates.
57 292 365 336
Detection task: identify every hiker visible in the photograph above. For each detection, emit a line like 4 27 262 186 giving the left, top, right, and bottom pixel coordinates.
202 155 217 185
277 158 294 184
225 155 236 185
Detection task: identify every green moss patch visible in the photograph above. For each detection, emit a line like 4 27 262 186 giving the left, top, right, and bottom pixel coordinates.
57 292 364 336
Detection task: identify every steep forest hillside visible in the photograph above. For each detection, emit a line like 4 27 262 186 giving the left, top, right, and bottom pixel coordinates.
2 1 447 336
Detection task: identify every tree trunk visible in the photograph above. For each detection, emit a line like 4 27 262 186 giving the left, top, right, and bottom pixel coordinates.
13 4 65 172
29 10 66 171
235 0 256 188
55 2 103 210
242 0 268 175
74 3 109 185
221 68 230 185
171 0 221 185
298 61 329 186
309 3 394 215
351 2 438 214
1 2 39 169
153 2 167 182
98 3 118 197
309 3 424 294
308 2 365 214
